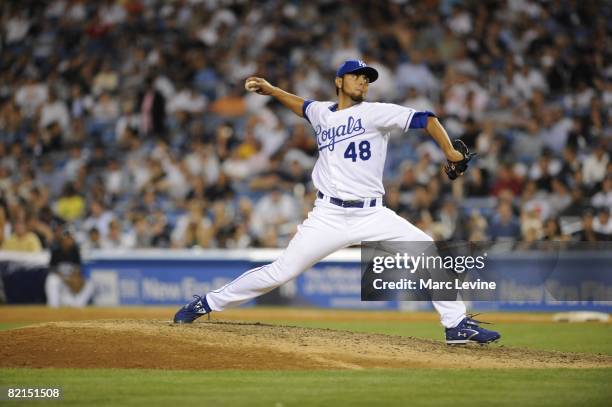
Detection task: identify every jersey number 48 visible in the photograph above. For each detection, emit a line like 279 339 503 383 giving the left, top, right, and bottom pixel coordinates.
344 141 371 162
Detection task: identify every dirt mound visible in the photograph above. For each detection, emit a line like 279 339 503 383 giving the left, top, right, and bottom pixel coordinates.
1 320 610 370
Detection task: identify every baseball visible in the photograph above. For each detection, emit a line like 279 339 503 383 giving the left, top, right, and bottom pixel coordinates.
245 80 258 92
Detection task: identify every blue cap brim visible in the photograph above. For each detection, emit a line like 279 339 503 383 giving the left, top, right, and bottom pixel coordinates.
341 66 379 83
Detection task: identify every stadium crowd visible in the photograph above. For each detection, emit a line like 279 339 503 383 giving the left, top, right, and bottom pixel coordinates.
0 0 610 254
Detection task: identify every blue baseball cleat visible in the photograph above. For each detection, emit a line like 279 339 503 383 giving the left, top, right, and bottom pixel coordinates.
445 315 501 345
174 295 212 323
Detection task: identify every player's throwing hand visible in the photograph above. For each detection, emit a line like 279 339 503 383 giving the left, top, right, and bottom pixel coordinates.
244 77 274 95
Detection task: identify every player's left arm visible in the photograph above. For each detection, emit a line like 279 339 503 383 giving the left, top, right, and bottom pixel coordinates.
424 116 464 162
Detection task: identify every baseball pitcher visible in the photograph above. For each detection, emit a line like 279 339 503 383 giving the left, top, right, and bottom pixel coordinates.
174 59 500 344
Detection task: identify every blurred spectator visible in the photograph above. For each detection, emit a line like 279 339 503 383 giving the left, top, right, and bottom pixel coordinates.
102 219 134 249
251 189 299 243
521 181 552 221
593 208 612 241
68 84 93 119
210 200 235 248
463 167 489 197
559 146 580 184
384 186 410 218
138 76 166 138
467 210 488 241
92 91 120 122
396 50 439 95
575 211 599 242
45 228 94 307
104 158 127 200
205 171 235 202
397 163 418 204
512 119 544 163
549 179 572 216
168 85 207 115
250 154 297 191
82 227 103 251
14 76 47 118
413 153 437 185
542 218 568 241
184 141 220 185
491 163 522 197
488 202 521 241
171 200 213 248
592 176 612 209
39 89 69 132
54 183 85 222
402 87 435 112
26 211 54 249
434 199 462 241
1 219 43 252
226 223 252 249
82 200 114 237
92 60 119 96
512 63 547 101
520 209 543 242
582 143 610 188
4 9 31 45
528 150 561 192
406 184 434 222
149 211 172 248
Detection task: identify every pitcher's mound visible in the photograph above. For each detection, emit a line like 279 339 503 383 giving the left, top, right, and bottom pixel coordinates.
1 320 610 370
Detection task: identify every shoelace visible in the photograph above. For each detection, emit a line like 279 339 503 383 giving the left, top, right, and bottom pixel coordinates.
190 295 211 320
185 295 203 309
466 313 493 326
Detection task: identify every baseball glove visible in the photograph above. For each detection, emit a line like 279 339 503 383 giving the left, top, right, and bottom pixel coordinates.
444 139 475 180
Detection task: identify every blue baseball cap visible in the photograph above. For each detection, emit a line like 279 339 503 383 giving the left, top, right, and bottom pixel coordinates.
336 59 378 83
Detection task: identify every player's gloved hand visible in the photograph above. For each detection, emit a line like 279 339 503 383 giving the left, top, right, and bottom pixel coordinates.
443 139 475 180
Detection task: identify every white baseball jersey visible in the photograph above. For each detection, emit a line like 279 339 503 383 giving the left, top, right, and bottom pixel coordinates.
304 101 416 200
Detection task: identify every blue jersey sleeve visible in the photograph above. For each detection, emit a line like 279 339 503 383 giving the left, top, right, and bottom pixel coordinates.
408 111 436 129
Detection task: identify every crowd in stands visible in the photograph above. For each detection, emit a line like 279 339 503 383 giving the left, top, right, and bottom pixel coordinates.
0 0 610 254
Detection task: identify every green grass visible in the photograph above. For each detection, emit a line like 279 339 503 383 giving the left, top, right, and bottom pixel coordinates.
1 368 610 407
1 316 610 405
271 320 612 355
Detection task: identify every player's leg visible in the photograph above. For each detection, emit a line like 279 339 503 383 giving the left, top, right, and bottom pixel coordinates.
353 207 500 344
350 207 466 328
174 202 352 322
68 280 95 307
44 273 63 308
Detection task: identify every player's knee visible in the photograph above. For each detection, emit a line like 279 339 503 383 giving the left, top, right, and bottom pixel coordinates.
268 259 301 286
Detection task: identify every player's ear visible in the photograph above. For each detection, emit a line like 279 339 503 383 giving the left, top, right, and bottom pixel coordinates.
335 77 342 91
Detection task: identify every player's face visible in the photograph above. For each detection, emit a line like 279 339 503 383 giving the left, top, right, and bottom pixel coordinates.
341 73 369 102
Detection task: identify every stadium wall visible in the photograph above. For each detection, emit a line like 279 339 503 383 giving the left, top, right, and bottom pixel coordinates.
0 250 610 311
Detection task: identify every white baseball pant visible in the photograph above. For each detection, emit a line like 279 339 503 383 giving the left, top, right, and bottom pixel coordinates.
206 198 466 328
45 273 95 308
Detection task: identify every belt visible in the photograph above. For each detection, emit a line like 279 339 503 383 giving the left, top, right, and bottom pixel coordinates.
317 191 382 208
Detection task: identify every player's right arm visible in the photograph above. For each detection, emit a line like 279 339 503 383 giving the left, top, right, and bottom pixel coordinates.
244 77 305 117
